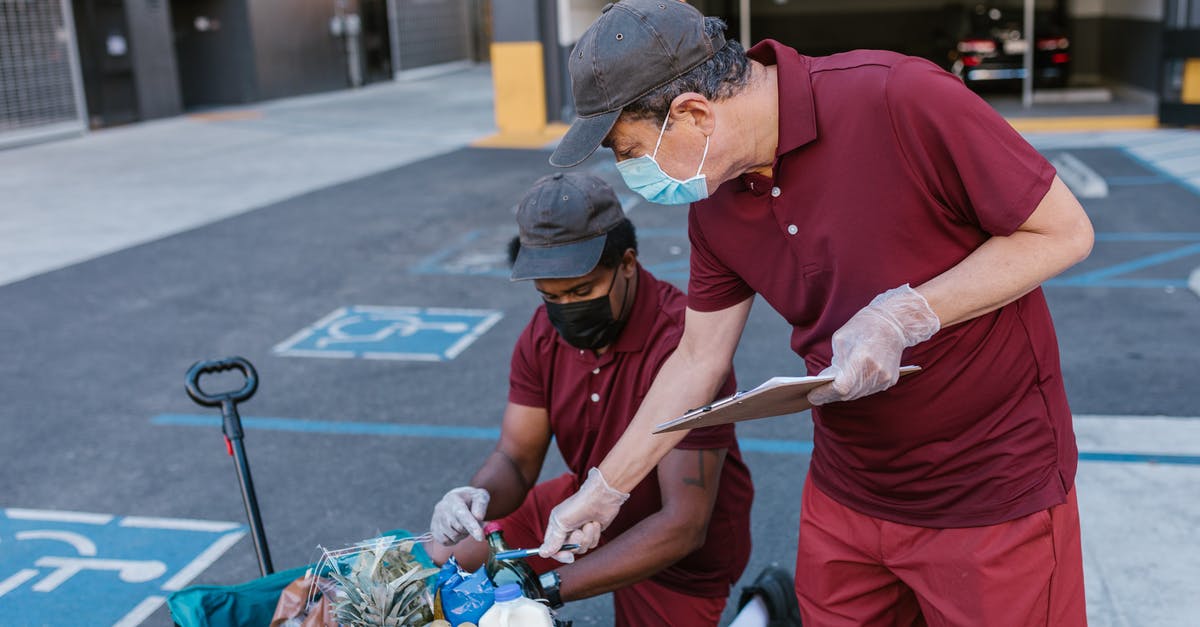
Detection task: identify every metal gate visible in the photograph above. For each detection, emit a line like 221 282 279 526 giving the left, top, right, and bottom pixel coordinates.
387 0 473 78
1160 0 1200 125
0 0 87 148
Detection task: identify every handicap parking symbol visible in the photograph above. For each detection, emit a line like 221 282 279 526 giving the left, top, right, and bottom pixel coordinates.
273 306 503 361
0 508 245 626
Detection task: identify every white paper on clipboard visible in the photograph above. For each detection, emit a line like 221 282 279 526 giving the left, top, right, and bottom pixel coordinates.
653 366 921 434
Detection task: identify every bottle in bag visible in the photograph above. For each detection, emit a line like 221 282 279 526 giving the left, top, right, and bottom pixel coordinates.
484 522 543 598
479 583 553 627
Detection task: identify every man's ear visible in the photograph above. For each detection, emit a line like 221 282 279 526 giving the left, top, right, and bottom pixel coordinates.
669 92 715 135
621 249 638 276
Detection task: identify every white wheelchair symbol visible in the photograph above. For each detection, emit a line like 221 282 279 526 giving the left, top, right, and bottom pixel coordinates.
315 312 471 348
0 530 166 596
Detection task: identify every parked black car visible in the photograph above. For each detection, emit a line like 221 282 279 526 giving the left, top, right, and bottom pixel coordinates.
944 2 1071 90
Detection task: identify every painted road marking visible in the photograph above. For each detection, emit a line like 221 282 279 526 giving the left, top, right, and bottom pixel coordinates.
1190 267 1200 298
413 227 687 280
1051 152 1109 198
416 228 1200 289
153 414 1200 465
274 305 503 361
0 509 244 626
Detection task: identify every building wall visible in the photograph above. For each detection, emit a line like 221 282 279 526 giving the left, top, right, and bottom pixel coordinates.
124 0 181 118
246 0 349 100
391 0 471 72
1070 0 1163 92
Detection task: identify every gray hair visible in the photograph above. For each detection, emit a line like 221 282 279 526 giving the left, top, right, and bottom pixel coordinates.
621 18 751 122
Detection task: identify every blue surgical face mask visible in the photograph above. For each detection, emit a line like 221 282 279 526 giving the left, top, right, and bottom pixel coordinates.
616 114 710 205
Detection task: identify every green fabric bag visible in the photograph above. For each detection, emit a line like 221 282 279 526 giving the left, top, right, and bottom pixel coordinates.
167 529 430 627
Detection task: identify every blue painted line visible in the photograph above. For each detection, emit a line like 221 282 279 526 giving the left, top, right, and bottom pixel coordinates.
740 438 813 454
1104 175 1170 186
1093 232 1200 242
152 414 501 440
1047 277 1188 288
152 414 1200 465
1078 452 1200 465
1119 147 1200 197
1051 242 1200 284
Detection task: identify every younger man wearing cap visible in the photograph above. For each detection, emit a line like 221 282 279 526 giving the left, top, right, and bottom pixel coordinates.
539 1 1093 625
424 173 755 625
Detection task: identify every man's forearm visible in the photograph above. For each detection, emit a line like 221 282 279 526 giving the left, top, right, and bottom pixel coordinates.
918 177 1093 327
470 449 534 519
595 348 730 493
555 509 703 601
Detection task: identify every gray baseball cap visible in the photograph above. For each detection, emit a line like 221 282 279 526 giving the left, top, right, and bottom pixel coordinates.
549 0 726 168
511 173 626 281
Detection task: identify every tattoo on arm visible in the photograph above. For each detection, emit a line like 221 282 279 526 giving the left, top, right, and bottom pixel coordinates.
682 450 706 488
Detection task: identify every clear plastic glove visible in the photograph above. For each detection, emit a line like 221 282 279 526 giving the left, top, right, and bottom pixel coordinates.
537 467 630 564
807 284 939 406
430 486 491 545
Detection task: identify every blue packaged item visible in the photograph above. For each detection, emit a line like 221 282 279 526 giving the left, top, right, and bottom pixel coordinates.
438 557 496 626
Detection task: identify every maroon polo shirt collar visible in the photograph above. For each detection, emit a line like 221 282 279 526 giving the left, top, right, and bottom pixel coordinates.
555 263 655 358
746 39 818 158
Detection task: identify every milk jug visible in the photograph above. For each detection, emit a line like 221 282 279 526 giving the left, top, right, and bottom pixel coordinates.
479 583 553 627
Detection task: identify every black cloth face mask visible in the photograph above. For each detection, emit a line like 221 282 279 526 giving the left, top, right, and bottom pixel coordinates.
545 267 632 350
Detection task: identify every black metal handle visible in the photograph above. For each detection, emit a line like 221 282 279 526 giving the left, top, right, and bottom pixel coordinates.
183 356 274 575
185 357 258 407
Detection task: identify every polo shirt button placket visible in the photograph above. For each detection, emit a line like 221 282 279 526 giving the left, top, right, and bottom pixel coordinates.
590 393 600 403
771 186 781 198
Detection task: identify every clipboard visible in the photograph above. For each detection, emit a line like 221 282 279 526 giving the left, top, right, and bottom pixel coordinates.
653 366 921 434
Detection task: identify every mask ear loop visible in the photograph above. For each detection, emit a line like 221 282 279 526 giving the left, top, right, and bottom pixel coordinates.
651 114 671 159
695 135 710 178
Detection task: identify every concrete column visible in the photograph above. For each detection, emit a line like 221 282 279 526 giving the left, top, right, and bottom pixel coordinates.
488 0 549 137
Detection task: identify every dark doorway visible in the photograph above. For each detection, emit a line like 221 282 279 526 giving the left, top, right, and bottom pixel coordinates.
170 0 256 108
359 0 393 82
71 0 139 127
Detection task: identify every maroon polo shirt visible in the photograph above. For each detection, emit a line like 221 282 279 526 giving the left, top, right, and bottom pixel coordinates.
687 40 1076 528
509 264 754 597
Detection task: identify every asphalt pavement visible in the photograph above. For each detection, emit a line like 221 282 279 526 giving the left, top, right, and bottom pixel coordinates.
1 66 1198 626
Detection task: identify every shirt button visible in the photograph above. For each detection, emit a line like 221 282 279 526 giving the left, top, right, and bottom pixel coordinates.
590 393 600 403
592 368 600 374
771 186 781 197
787 224 798 235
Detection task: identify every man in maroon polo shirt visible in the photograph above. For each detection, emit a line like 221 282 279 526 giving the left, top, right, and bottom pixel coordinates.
536 1 1095 625
424 172 756 625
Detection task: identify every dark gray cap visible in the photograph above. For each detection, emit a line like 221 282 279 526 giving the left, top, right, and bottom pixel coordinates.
512 173 625 281
549 0 726 168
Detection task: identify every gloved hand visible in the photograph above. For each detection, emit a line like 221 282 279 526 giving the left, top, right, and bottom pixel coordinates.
807 284 939 405
538 467 630 564
430 486 491 545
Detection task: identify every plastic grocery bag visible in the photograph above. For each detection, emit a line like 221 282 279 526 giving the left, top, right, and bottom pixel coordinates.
437 557 496 626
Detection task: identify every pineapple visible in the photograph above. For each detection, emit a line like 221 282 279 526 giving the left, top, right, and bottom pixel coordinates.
326 536 439 627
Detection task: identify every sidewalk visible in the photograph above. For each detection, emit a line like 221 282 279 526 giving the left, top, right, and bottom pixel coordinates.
0 66 497 287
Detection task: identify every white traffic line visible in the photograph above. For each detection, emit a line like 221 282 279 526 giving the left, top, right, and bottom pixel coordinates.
1190 267 1200 299
1051 152 1109 198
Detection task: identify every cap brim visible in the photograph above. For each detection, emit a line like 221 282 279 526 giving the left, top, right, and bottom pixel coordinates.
511 235 607 281
549 109 621 168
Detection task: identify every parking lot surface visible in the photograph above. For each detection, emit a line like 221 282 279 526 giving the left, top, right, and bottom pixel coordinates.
1 69 1197 626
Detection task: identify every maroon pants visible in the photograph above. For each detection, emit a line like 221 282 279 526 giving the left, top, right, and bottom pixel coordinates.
795 474 1087 626
497 473 728 627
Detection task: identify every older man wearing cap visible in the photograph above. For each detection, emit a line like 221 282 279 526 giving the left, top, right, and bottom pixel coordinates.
537 1 1094 625
425 173 756 625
